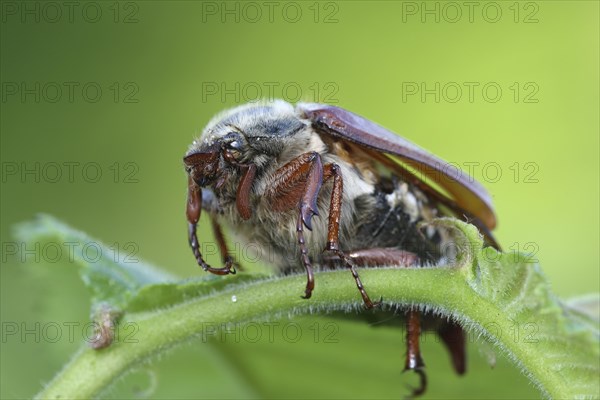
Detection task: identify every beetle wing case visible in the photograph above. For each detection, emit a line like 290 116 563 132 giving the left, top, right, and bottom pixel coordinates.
297 102 496 231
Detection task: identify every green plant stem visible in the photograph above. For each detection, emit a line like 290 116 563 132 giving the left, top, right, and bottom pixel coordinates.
37 267 564 399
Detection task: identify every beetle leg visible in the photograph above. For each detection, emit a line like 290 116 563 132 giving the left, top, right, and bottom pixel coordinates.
235 163 257 220
322 248 419 271
266 152 323 227
326 247 431 396
209 215 243 272
404 309 427 397
264 153 379 305
297 153 322 298
437 320 467 375
341 246 466 385
186 176 235 276
344 248 420 267
296 212 315 298
200 187 240 270
265 152 324 299
321 163 379 309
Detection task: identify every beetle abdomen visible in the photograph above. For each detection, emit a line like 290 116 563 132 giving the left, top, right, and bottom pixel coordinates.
349 178 444 264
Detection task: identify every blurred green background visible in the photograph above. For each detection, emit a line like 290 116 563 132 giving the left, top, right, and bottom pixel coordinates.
1 1 598 398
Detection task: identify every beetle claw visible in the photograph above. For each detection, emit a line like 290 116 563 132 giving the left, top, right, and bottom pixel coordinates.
402 367 427 398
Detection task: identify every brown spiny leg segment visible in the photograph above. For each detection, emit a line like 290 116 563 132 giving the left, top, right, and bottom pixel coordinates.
339 248 428 396
293 152 323 297
222 148 257 221
296 212 315 299
265 152 324 299
404 309 426 397
323 248 419 271
266 152 323 224
265 153 378 306
210 215 242 272
322 163 379 309
236 164 257 220
186 175 235 275
437 320 466 375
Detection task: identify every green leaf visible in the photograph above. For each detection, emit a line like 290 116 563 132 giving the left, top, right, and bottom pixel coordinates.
14 214 176 309
565 294 600 336
470 247 600 399
18 216 599 399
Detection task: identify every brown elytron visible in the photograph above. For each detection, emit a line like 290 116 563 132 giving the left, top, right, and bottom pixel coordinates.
184 101 498 396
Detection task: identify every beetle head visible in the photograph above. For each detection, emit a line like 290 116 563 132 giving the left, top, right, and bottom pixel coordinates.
184 100 314 188
184 129 251 187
